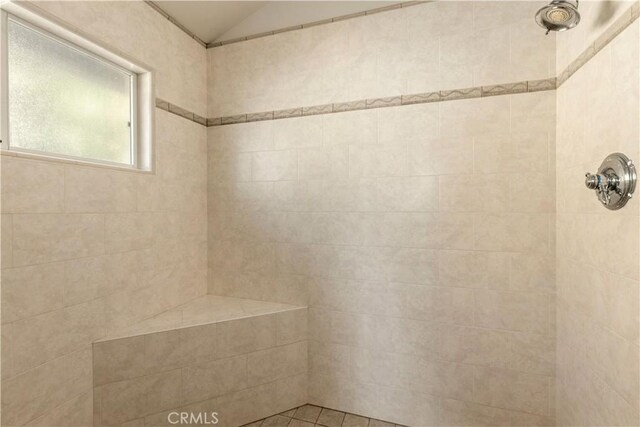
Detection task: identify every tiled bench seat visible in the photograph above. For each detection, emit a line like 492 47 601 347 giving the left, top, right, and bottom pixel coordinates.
92 295 308 427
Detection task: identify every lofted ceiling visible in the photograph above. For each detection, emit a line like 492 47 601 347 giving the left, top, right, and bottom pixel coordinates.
154 1 400 44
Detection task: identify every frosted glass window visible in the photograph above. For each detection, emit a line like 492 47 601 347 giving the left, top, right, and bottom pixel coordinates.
7 18 135 166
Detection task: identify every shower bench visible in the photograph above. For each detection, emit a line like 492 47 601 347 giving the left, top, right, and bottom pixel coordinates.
92 295 308 427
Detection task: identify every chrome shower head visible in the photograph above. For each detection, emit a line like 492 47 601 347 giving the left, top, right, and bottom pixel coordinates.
535 0 580 34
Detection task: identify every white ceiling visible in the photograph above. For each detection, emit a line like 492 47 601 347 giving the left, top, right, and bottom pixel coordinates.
155 1 399 44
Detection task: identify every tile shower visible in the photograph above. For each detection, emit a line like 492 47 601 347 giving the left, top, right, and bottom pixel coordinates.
0 1 638 427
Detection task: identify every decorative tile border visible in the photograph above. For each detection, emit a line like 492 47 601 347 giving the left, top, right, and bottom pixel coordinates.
155 98 206 126
154 1 639 129
556 0 640 88
208 78 557 127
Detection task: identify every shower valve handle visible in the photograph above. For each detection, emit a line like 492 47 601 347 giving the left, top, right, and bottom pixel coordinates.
584 153 636 210
585 173 612 205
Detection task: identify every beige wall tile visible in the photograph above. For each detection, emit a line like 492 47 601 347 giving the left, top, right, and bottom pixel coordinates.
12 214 105 266
387 248 438 286
474 213 550 253
217 315 277 359
64 251 142 307
408 137 474 177
473 366 551 415
208 151 253 184
181 323 219 367
357 176 439 212
247 341 307 386
182 355 247 404
2 348 92 426
510 91 556 134
1 158 64 213
93 336 146 386
64 166 136 213
273 116 323 150
105 213 156 253
1 213 13 268
216 382 278 427
439 250 510 290
437 324 511 369
508 331 555 377
377 103 439 144
25 390 93 427
363 212 474 250
144 330 184 375
276 308 308 345
2 262 65 323
6 299 106 374
439 175 508 213
350 347 474 401
510 253 555 293
440 97 510 138
323 110 377 147
209 121 275 154
98 374 148 425
252 150 298 181
475 290 551 335
298 146 349 181
275 373 308 414
439 398 512 427
349 144 407 178
474 133 549 175
102 369 182 425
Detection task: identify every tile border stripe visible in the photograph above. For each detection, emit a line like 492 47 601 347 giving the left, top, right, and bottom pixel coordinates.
206 1 427 49
208 78 557 127
156 1 638 128
144 1 207 47
557 0 640 87
155 98 206 126
145 0 427 50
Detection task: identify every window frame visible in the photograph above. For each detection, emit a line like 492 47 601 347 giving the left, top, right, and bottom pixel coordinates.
0 1 155 172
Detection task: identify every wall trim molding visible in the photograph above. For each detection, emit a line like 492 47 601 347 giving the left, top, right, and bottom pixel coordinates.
153 1 639 128
144 1 427 50
144 1 207 47
206 1 427 49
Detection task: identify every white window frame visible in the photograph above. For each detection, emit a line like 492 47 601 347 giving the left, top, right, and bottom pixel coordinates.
0 1 155 171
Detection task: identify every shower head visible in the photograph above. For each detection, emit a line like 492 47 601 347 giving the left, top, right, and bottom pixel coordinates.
535 0 580 34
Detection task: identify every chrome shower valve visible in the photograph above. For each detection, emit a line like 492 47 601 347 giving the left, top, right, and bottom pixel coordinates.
584 153 636 210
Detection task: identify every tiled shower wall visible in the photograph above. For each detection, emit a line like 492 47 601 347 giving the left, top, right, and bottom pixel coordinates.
208 92 556 426
207 1 555 118
1 2 207 426
555 3 640 426
207 1 556 425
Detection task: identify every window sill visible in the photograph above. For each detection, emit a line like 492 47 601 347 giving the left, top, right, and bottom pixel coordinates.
0 149 155 174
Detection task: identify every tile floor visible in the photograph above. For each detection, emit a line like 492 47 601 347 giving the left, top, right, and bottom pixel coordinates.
243 405 403 427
